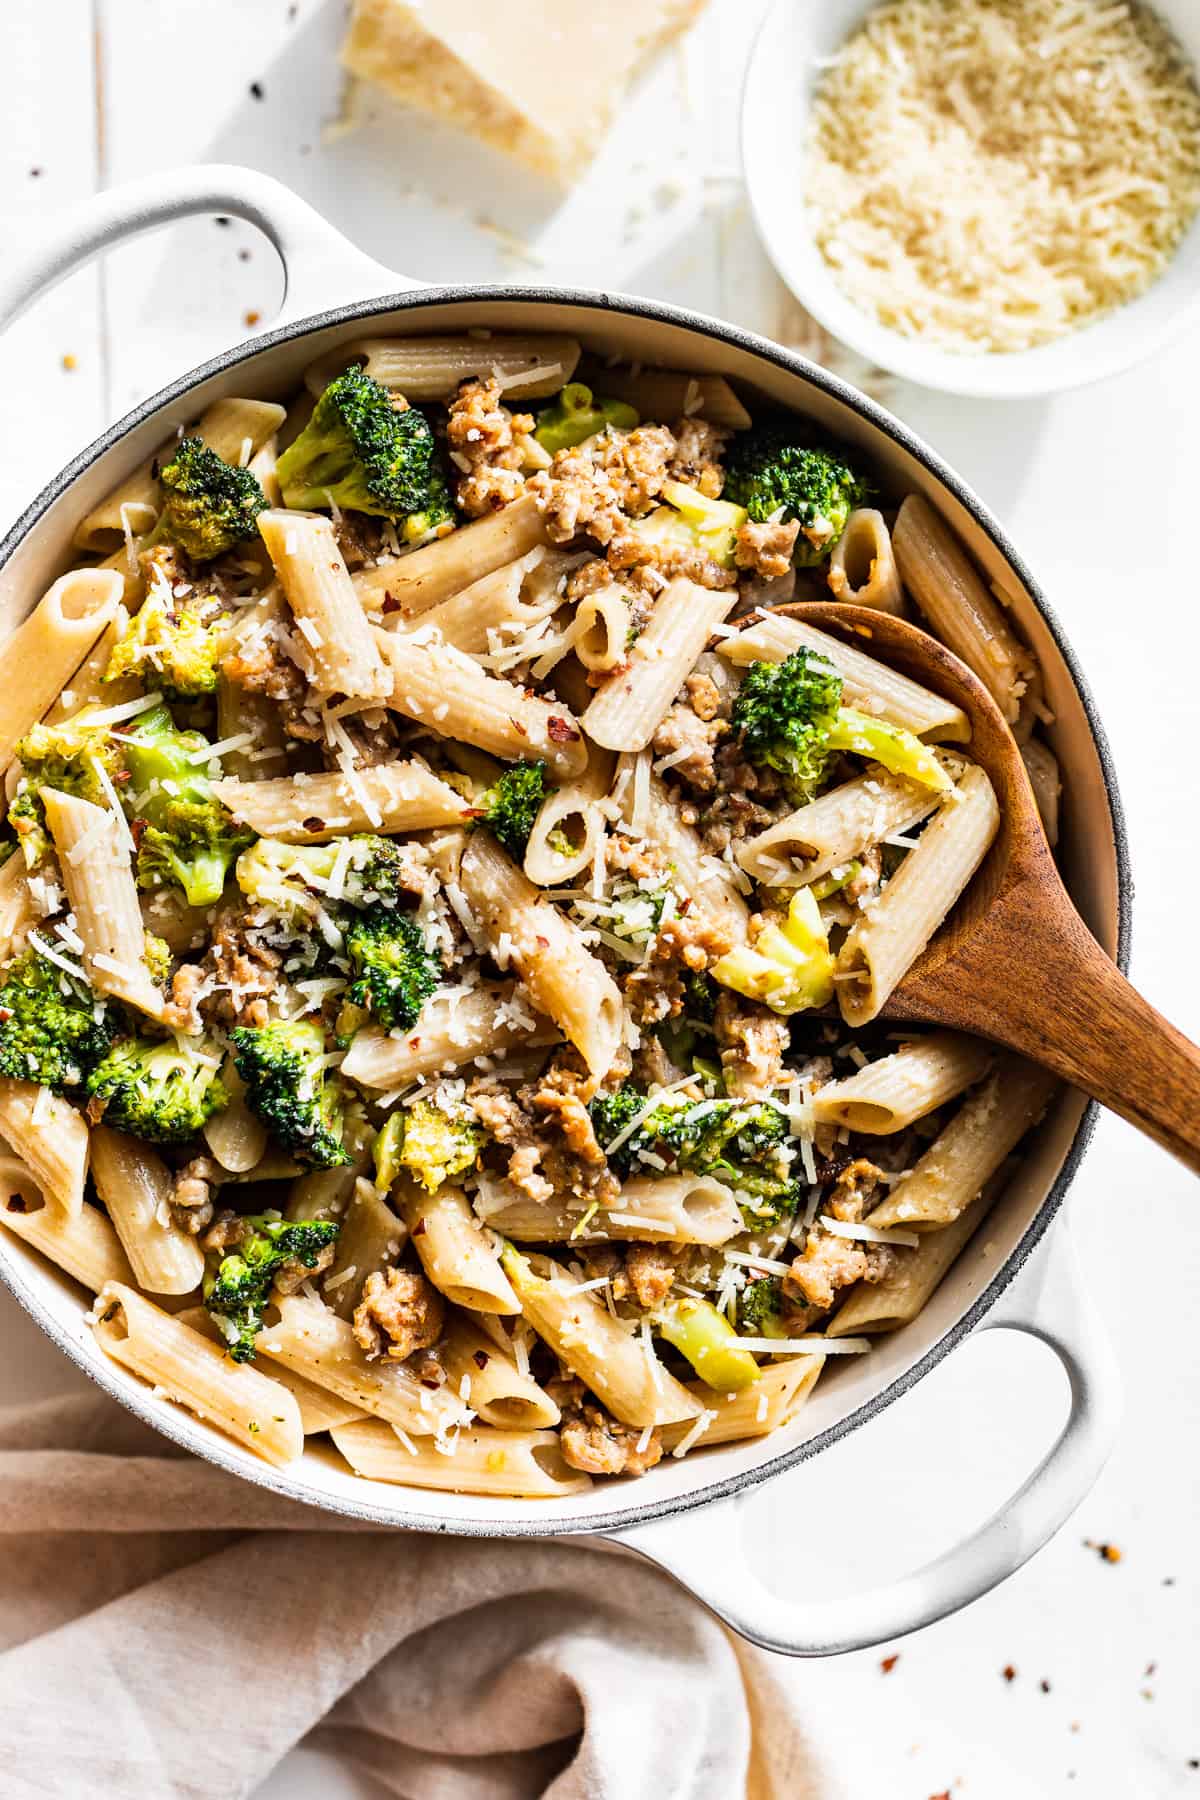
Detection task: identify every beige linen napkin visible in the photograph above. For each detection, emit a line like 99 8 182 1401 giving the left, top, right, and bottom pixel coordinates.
0 1391 843 1800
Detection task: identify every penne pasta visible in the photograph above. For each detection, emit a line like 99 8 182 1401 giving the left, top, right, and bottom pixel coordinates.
475 1172 745 1247
812 1032 993 1133
893 495 1038 735
836 763 1000 1026
215 672 288 780
258 510 391 702
202 1064 269 1174
660 1356 826 1450
341 984 558 1087
458 835 624 1078
829 1174 1010 1337
174 1306 368 1434
737 761 953 888
522 747 615 887
93 1282 303 1467
502 1248 702 1429
0 857 37 964
255 1293 469 1436
353 492 548 618
582 578 737 752
577 363 752 430
330 1417 593 1497
0 1156 133 1291
388 550 551 654
0 570 123 774
1021 737 1061 847
0 1079 89 1216
214 760 471 841
439 1315 561 1429
374 630 587 777
720 611 969 742
306 334 582 402
89 1127 205 1296
400 1183 520 1314
574 586 633 673
867 1059 1059 1231
39 788 163 1018
322 1178 406 1319
618 764 750 940
826 508 905 614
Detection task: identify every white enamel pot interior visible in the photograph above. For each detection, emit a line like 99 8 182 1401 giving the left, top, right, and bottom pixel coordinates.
0 168 1126 1655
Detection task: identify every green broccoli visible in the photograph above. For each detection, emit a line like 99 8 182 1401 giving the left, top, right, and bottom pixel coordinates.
534 382 639 453
235 835 413 918
276 367 451 537
731 648 845 805
0 949 114 1091
7 713 124 868
736 1275 787 1339
123 704 252 907
589 1085 799 1223
392 1097 483 1193
476 760 549 860
204 1214 340 1361
230 1019 351 1169
86 1035 228 1143
142 933 173 988
339 907 441 1034
154 436 268 563
723 428 868 566
631 479 747 570
103 585 231 697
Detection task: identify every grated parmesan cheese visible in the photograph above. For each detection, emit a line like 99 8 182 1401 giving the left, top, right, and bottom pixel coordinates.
806 0 1200 353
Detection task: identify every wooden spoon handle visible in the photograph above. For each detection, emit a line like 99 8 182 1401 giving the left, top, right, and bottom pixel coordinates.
945 915 1200 1172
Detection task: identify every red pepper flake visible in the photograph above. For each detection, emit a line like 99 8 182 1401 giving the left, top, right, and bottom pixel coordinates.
547 715 580 742
1083 1538 1122 1563
413 1218 426 1237
7 1193 27 1213
1145 1661 1157 1678
509 719 528 737
1002 1665 1017 1683
0 1008 10 1024
244 309 262 328
473 1350 490 1369
535 935 550 950
929 1792 951 1800
381 592 401 614
302 817 325 833
880 1654 899 1674
1040 1679 1052 1694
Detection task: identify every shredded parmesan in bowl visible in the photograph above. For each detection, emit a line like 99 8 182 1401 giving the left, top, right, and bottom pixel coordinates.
805 0 1200 354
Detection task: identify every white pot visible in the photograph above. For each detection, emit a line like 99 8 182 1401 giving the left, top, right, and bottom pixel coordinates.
0 167 1126 1656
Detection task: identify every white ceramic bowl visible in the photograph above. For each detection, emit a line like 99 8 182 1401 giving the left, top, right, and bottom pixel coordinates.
742 0 1200 398
0 167 1127 1655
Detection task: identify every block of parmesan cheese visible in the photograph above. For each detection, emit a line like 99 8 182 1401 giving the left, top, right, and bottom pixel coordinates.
341 0 709 186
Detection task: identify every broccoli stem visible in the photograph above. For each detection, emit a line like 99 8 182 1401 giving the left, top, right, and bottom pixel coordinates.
655 1296 761 1391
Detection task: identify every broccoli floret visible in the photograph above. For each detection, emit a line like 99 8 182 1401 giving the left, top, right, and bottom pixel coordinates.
155 436 268 563
235 835 412 918
0 949 115 1091
86 1035 228 1143
731 648 844 805
204 1214 340 1362
590 1084 799 1222
340 907 441 1034
103 586 230 697
231 1019 351 1168
276 367 450 533
477 760 549 860
631 479 748 571
682 968 717 1024
394 1097 483 1193
123 704 252 907
534 382 639 453
736 1275 787 1339
142 933 172 987
8 713 123 868
724 429 868 566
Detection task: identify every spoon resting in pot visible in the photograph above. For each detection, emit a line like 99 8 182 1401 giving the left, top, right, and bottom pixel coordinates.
785 602 1200 1174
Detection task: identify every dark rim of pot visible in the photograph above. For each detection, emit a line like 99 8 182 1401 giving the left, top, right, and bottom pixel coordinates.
0 285 1132 1538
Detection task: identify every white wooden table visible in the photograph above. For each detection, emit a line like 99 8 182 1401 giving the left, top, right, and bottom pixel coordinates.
3 3 1198 1795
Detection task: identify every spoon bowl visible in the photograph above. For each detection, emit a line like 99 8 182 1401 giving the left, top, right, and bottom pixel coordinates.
788 602 1200 1173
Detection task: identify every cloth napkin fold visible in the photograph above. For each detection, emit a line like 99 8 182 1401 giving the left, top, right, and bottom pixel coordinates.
0 1391 844 1800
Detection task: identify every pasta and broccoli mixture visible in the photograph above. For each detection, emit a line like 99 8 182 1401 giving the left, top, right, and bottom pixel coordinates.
0 333 1062 1495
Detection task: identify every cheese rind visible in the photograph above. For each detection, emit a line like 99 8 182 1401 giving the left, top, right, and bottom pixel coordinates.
341 0 708 186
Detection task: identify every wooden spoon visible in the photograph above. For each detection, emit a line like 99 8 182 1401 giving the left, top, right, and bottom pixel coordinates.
784 601 1200 1173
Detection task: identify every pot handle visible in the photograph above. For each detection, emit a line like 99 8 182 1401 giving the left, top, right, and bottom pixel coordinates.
605 1223 1119 1657
0 163 408 335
